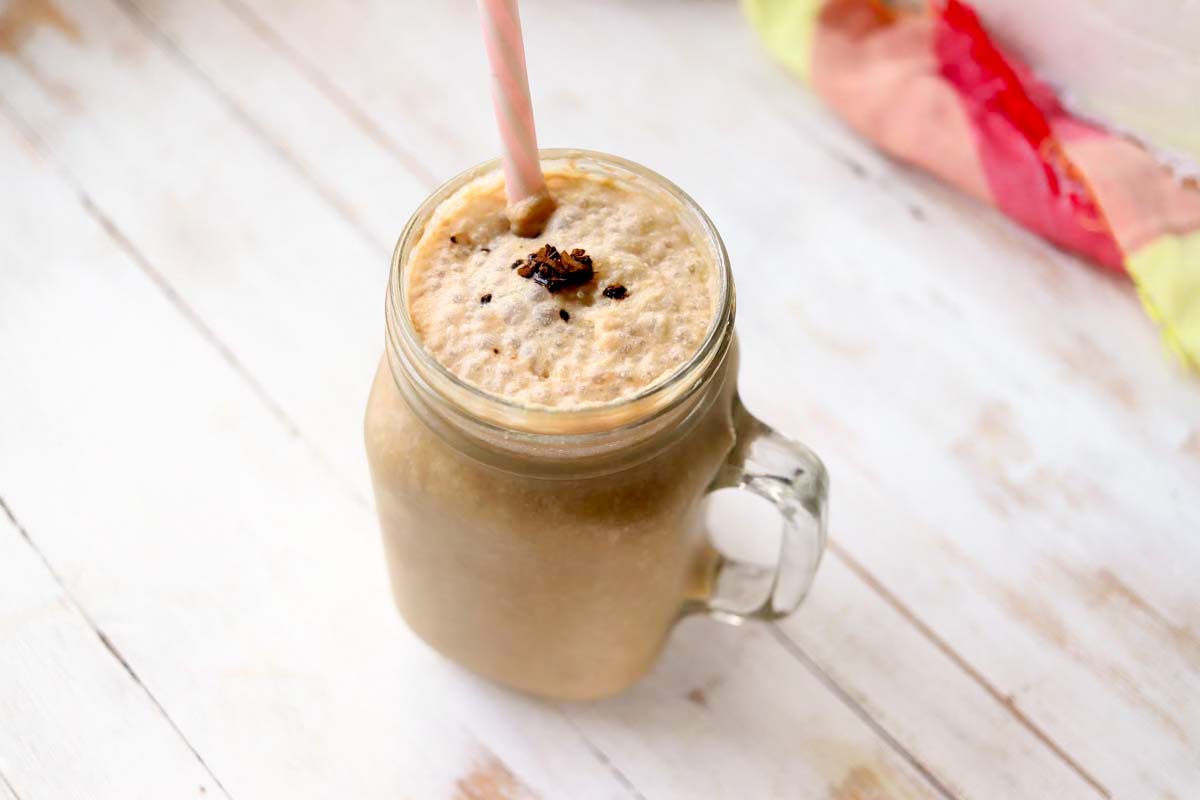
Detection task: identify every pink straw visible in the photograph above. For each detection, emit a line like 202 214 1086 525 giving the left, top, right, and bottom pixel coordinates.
477 0 548 208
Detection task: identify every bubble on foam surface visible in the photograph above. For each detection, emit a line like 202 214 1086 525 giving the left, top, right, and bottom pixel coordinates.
405 165 718 409
533 304 560 326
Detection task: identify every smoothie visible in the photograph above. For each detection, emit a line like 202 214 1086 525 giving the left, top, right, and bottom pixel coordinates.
365 153 825 700
366 154 734 698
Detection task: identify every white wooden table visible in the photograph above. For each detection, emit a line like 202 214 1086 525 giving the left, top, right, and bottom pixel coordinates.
2 1 1198 797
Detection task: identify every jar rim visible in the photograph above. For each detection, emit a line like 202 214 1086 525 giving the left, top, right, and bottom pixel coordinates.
386 149 735 440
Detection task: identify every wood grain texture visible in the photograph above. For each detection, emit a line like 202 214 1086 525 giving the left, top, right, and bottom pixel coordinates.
565 619 941 800
0 3 950 798
779 556 1102 799
174 0 1200 795
20 0 1112 794
0 112 632 800
0 504 226 800
1 0 1198 797
0 0 389 492
0 0 80 54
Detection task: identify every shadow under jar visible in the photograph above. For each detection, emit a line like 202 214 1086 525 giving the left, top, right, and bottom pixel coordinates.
364 150 829 700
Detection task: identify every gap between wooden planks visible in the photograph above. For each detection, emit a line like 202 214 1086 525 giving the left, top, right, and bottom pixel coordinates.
82 0 1099 796
7 0 1180 796
196 0 1200 795
9 0 1200 796
0 112 646 799
131 0 1200 796
0 498 231 799
0 6 958 800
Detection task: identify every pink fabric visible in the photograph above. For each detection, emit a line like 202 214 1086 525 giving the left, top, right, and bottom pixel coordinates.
811 0 991 202
933 0 1123 270
1057 132 1200 253
802 0 1200 271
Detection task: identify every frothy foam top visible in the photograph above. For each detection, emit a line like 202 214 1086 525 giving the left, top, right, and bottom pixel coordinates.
405 163 719 409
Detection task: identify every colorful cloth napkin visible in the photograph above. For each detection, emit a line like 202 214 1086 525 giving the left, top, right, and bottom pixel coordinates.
746 0 1200 371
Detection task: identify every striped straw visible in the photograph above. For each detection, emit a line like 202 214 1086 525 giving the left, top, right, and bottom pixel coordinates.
477 0 548 208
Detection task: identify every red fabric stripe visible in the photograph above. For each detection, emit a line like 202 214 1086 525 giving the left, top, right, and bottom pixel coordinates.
933 0 1125 271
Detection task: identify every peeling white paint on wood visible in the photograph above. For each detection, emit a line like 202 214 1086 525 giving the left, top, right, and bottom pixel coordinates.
1 0 1197 797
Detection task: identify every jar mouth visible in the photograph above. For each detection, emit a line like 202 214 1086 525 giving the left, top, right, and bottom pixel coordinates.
386 149 735 439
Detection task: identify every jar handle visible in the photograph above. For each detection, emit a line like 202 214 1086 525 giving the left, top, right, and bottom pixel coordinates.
692 395 829 622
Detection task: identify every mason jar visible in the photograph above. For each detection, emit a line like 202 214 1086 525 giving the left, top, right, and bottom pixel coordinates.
365 150 829 700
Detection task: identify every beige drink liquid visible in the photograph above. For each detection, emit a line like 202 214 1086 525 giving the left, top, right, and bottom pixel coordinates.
365 152 827 699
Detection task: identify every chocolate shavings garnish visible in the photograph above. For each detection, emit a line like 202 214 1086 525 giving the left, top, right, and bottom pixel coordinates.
559 309 570 322
514 244 595 293
480 293 492 304
602 284 628 300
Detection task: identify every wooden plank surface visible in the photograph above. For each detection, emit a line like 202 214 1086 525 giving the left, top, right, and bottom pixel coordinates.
6 0 1109 794
0 105 942 800
0 112 635 799
0 510 226 800
168 0 1200 795
1 0 1198 797
0 3 955 798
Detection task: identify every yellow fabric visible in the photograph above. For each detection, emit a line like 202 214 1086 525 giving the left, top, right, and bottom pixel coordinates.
1127 232 1200 372
743 0 824 83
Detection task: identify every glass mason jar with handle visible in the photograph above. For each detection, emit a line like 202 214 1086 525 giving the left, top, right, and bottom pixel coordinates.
364 150 829 700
